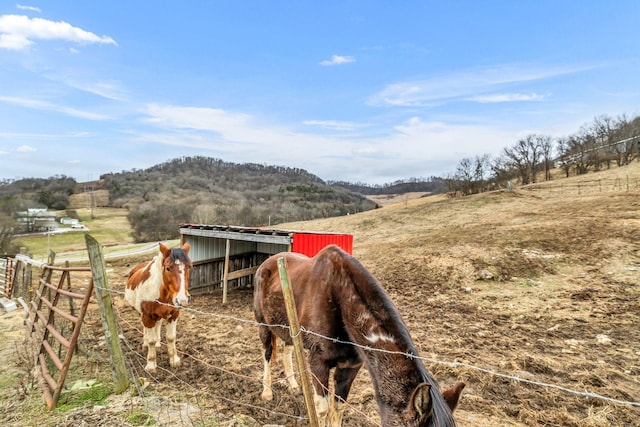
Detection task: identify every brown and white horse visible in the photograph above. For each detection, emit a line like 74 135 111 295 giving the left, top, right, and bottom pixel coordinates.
125 242 192 373
254 244 464 427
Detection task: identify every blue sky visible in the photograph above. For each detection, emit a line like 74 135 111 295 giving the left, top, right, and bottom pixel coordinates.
1 2 638 185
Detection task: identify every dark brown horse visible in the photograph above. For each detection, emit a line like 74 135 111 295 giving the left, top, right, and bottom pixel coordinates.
125 242 192 373
254 244 464 427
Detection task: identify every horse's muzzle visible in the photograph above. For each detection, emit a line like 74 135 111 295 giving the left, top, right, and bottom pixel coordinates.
174 295 191 308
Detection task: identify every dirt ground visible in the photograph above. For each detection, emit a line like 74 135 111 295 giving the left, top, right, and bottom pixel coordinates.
1 164 639 426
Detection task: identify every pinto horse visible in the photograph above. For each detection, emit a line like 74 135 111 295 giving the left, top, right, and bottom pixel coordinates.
254 244 464 427
125 242 192 373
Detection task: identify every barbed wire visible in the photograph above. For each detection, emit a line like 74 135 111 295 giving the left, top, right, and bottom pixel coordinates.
114 303 309 424
102 284 640 409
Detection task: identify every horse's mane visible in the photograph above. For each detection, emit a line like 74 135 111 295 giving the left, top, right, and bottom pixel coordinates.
169 247 192 267
324 245 456 426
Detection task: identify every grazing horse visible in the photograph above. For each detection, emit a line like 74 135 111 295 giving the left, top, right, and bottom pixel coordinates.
125 242 192 373
254 244 464 427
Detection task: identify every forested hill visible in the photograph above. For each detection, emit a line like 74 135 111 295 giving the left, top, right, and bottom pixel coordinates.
102 156 326 201
2 156 447 242
99 156 379 241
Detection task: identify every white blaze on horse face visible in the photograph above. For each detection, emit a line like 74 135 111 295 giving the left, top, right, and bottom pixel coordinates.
364 331 395 344
174 260 190 307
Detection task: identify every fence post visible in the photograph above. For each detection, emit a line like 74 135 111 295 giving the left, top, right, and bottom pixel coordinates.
277 257 320 427
85 234 130 393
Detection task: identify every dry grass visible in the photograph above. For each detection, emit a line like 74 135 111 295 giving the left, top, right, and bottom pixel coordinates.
275 162 640 426
2 162 639 426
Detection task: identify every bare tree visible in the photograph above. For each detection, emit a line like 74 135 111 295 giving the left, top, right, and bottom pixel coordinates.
502 134 548 185
0 214 16 255
556 137 574 177
540 136 554 181
611 114 640 166
455 157 475 196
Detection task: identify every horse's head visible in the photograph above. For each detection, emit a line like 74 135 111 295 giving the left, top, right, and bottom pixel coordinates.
159 242 192 308
382 381 465 426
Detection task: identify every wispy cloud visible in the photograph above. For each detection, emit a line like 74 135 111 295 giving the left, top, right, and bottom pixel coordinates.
468 92 548 103
16 144 36 152
0 95 111 120
302 120 362 131
139 104 351 162
319 55 355 66
63 79 128 101
0 14 117 50
0 131 91 139
16 4 41 13
367 64 593 107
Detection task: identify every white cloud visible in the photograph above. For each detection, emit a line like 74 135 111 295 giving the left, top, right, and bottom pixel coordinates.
0 14 117 50
0 95 112 120
63 79 128 101
16 4 42 13
319 55 355 66
137 103 520 184
302 120 362 131
16 144 36 152
367 64 592 107
0 131 91 139
467 92 548 103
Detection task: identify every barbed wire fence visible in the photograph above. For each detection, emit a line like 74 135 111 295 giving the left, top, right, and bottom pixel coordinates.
522 175 640 195
5 251 639 425
94 284 639 426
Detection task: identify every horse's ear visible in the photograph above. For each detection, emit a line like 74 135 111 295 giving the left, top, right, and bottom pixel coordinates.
442 382 465 412
182 242 191 253
159 243 171 258
409 383 432 418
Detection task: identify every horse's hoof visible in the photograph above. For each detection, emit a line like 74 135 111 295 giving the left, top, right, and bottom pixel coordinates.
261 389 273 401
169 357 181 367
144 364 157 373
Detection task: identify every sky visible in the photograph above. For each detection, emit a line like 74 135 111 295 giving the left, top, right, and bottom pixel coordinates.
0 2 639 185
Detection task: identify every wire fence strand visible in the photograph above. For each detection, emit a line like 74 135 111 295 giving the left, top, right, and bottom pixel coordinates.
101 285 640 410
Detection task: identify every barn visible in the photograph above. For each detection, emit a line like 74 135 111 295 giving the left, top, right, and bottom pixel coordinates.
179 224 353 303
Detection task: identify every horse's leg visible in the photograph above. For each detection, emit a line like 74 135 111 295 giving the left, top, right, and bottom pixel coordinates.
329 363 362 427
143 324 159 373
259 326 275 401
282 344 300 393
155 318 163 347
165 318 181 367
308 354 331 427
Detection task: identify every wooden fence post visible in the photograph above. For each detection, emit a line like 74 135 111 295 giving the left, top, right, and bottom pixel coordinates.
277 257 319 427
85 234 130 393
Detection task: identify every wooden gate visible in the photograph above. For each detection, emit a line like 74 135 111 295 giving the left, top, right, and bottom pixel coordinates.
26 263 94 409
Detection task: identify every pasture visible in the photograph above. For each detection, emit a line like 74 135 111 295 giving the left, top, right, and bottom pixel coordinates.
1 163 639 426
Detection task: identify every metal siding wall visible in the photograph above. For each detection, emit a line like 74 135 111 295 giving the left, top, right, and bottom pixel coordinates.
256 241 290 255
291 233 353 256
183 235 227 263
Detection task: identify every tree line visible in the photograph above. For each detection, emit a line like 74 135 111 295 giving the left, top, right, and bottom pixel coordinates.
445 114 640 196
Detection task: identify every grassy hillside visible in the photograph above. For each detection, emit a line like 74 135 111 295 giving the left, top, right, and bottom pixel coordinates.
2 162 639 426
13 208 134 262
273 162 640 426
